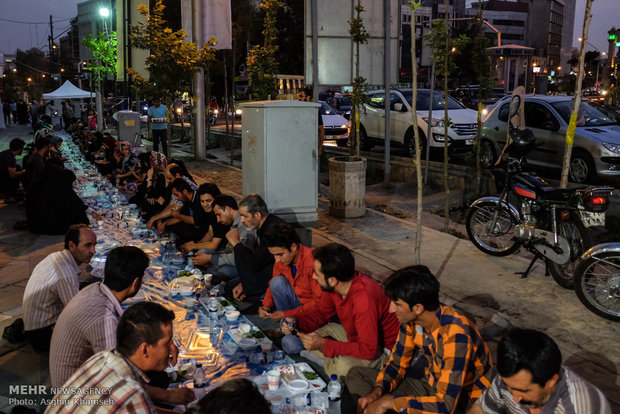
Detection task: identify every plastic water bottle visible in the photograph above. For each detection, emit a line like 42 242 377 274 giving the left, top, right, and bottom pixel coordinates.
193 364 206 388
327 374 341 414
208 296 218 323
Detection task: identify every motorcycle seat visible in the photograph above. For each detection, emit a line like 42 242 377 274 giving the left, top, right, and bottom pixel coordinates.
537 187 577 203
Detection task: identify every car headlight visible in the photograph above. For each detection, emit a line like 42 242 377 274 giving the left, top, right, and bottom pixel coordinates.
341 123 350 128
235 109 242 115
422 117 444 127
602 141 620 153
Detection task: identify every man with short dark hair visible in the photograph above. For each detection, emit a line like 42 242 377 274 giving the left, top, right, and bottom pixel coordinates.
22 224 97 351
191 379 271 414
148 97 168 156
192 195 254 283
259 223 322 322
279 243 400 379
227 193 286 303
469 329 611 414
351 265 494 414
49 246 149 387
152 178 208 244
48 302 179 413
0 138 26 196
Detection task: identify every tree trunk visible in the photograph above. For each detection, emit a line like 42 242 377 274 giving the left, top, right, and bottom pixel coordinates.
409 2 423 264
560 0 594 188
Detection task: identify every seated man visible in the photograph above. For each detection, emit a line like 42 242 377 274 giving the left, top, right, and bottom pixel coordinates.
0 138 27 199
22 224 97 351
469 329 611 414
259 223 322 323
191 195 254 283
48 302 188 413
351 265 494 414
152 178 208 244
50 246 194 405
228 193 286 304
280 243 400 379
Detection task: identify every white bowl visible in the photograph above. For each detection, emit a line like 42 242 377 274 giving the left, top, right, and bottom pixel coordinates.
225 310 240 321
238 323 251 333
288 379 309 392
238 337 258 351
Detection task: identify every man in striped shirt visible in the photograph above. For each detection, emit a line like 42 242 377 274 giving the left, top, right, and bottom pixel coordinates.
48 301 182 413
469 329 611 414
22 224 97 351
49 246 149 387
349 265 494 414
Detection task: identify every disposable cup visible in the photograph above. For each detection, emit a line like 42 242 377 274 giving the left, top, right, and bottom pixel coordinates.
267 370 280 390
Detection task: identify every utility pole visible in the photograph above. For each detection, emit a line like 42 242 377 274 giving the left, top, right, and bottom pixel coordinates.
48 15 55 76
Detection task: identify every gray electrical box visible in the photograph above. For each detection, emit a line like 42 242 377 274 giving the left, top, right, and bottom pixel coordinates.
116 111 142 147
240 100 319 224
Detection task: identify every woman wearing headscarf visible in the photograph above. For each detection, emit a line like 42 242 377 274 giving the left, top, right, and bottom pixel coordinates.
137 151 170 220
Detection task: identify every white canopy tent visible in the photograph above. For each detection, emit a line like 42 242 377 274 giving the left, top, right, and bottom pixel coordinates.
42 80 92 100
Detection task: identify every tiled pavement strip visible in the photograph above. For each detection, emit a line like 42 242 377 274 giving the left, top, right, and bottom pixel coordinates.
0 123 618 412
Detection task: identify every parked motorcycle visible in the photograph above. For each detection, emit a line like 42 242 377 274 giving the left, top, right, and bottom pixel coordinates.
574 243 620 321
466 93 613 289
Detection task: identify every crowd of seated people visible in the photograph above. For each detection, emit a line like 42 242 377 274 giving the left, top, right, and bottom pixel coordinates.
4 109 612 414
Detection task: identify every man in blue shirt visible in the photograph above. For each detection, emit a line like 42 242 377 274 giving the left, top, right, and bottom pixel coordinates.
148 98 168 156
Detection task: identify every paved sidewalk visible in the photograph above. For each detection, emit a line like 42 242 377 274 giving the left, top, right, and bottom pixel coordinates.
0 124 618 412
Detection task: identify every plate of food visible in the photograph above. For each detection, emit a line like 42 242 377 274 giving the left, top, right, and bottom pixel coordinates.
169 276 198 296
275 363 326 391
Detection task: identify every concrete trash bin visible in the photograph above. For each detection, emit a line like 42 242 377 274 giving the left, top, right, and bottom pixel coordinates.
329 156 367 218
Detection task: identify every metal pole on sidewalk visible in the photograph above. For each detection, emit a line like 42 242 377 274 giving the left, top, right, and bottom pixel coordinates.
383 0 391 187
311 0 319 100
192 0 206 160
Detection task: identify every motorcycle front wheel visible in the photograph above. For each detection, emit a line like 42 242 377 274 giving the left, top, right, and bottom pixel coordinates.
466 201 520 256
547 214 595 289
574 252 620 322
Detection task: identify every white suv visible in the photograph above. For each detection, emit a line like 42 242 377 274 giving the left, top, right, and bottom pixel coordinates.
359 89 479 157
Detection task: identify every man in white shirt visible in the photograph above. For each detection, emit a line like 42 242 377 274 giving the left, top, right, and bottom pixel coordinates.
22 224 96 351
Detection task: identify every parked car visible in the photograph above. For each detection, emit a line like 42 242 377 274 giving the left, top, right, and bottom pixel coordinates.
452 85 503 109
480 95 620 183
358 89 479 157
319 101 350 147
326 95 352 119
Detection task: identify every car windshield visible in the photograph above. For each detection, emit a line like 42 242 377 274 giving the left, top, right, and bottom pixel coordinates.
319 102 339 116
401 90 465 110
551 101 617 127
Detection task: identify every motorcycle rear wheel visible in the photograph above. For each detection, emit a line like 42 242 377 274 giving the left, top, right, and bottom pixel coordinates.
574 252 620 322
547 214 595 289
466 201 520 256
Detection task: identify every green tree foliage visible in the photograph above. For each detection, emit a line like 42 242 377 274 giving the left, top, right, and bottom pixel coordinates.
128 0 215 100
247 0 283 100
349 0 369 156
83 31 118 84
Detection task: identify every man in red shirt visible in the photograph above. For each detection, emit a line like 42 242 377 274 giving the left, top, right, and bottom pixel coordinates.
259 223 322 322
280 243 400 379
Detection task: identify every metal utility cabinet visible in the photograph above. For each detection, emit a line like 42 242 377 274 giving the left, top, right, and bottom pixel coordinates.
240 100 319 224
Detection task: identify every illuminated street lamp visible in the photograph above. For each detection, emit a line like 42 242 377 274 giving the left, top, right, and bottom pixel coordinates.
99 7 110 17
27 77 32 82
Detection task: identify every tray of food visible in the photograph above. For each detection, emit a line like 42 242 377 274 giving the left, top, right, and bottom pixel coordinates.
169 275 200 296
276 363 326 391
